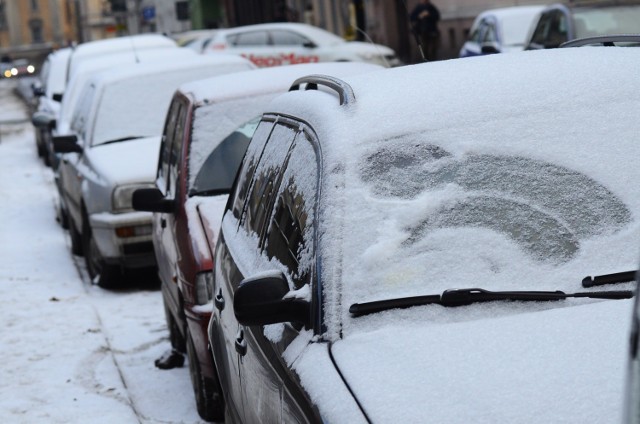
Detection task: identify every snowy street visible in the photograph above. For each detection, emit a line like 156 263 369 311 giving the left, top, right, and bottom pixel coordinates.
0 80 207 423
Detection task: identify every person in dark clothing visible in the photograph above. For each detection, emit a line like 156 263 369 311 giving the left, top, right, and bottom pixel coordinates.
409 0 441 61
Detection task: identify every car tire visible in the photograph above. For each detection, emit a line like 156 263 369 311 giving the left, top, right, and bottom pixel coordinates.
56 198 69 230
186 329 224 422
164 301 186 353
81 214 120 288
68 215 83 256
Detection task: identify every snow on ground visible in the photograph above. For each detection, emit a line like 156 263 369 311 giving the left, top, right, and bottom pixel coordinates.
0 79 208 423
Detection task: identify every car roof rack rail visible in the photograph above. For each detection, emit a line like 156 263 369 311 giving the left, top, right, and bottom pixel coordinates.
560 34 640 48
289 74 355 106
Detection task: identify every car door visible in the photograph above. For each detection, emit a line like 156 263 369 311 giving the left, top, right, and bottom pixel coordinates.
239 121 320 424
156 98 189 323
210 119 275 423
58 82 95 228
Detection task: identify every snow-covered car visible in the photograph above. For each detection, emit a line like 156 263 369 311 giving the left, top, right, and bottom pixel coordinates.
131 61 381 421
207 47 640 423
31 47 72 164
525 0 640 50
200 22 400 68
51 54 253 287
459 5 544 57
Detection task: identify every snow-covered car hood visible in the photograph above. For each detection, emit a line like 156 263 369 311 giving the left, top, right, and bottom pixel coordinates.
87 136 161 185
330 299 632 423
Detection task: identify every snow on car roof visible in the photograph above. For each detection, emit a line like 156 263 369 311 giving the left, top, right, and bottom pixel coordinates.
182 61 382 189
266 46 640 323
60 48 200 129
68 34 177 79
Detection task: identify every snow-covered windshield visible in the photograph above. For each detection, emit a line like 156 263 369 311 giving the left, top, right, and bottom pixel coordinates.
91 67 221 146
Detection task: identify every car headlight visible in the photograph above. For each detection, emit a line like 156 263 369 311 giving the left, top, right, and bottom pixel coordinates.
195 272 213 305
112 184 155 212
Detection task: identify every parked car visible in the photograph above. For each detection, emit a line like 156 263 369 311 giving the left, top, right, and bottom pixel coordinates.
525 1 640 50
32 48 72 163
50 54 253 287
132 61 381 421
459 6 544 57
200 22 400 67
1 58 36 79
205 46 640 423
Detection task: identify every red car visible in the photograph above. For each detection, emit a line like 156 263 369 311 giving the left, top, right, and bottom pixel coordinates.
133 61 381 421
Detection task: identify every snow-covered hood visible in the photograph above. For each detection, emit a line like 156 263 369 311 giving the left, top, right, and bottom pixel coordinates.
330 299 632 423
87 136 161 185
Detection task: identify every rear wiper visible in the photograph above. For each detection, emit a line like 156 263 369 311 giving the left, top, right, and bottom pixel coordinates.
349 287 633 317
582 270 637 288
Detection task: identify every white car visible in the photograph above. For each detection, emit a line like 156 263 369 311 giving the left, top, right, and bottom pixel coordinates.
200 22 400 68
459 5 544 57
206 46 640 423
52 54 254 287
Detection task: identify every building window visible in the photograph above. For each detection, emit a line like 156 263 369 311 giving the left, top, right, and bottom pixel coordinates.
31 0 39 12
0 1 6 30
29 18 43 43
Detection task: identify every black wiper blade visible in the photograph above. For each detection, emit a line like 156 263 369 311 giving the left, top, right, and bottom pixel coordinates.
582 270 637 288
98 136 144 146
349 287 634 317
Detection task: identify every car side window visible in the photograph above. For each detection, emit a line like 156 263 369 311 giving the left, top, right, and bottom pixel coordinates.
482 22 497 43
546 10 568 48
264 130 318 290
530 11 553 46
158 100 181 194
70 82 95 143
230 120 274 220
242 124 298 238
168 104 187 198
229 31 269 46
270 30 310 46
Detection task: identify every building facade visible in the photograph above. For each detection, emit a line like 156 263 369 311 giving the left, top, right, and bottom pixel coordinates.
0 0 78 63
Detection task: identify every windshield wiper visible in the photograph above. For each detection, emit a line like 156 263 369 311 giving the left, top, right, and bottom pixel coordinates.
349 287 633 317
97 136 144 146
582 270 637 288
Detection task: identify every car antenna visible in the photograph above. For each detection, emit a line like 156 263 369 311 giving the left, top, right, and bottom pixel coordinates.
400 0 427 61
353 26 391 67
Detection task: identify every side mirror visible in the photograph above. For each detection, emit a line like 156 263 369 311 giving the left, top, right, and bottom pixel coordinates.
132 187 174 213
481 42 500 54
53 135 81 153
32 86 45 97
52 93 63 102
303 41 317 49
31 111 56 129
234 272 310 327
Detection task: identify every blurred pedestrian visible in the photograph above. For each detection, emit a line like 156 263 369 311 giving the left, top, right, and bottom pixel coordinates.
409 0 440 61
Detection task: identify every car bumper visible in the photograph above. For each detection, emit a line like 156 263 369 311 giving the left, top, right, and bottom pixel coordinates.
89 211 156 269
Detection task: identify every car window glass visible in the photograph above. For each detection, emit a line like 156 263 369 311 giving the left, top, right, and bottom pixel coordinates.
190 117 260 196
264 130 317 289
530 12 553 46
158 100 181 193
468 21 483 43
546 10 568 47
573 6 640 38
242 124 297 238
231 120 274 220
230 31 269 46
168 104 187 197
482 23 497 43
270 30 309 46
70 82 95 142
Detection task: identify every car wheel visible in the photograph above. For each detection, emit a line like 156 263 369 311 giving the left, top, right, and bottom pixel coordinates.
68 215 83 256
81 215 120 287
164 300 186 353
186 329 224 422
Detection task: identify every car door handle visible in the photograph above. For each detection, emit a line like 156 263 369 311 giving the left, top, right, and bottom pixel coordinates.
235 329 247 356
214 289 225 311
